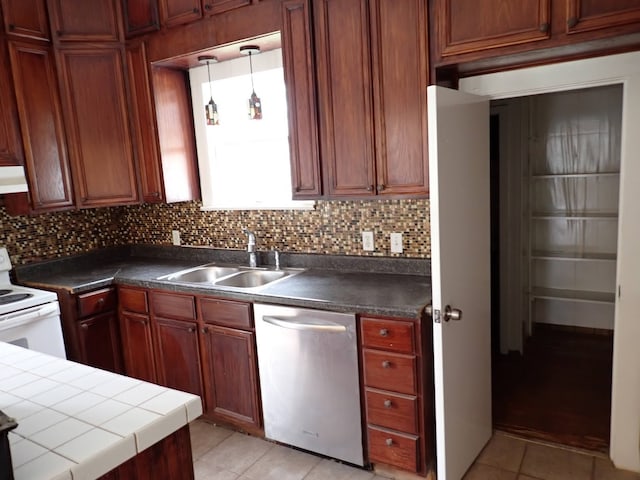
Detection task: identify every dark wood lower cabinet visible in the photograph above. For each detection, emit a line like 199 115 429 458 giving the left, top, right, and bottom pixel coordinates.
200 325 261 429
119 311 157 383
76 312 122 373
154 317 204 398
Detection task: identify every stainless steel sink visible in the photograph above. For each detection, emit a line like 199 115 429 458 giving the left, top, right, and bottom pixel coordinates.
214 270 290 288
158 264 303 290
160 265 240 283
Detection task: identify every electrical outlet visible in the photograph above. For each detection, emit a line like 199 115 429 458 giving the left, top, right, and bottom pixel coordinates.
362 231 374 251
390 232 403 253
171 230 181 246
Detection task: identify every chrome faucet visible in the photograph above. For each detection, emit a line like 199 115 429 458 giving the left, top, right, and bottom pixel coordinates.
244 229 257 267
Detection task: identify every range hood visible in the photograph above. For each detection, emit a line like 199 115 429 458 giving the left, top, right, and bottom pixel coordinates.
0 166 28 194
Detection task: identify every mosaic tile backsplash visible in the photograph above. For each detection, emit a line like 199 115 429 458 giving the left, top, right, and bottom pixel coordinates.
0 199 430 265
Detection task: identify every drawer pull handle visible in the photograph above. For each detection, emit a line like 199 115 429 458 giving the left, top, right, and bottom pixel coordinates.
382 360 391 369
379 328 388 337
97 298 105 305
383 399 392 408
385 438 393 446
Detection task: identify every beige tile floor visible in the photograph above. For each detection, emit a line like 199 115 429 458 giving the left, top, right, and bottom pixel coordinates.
190 420 640 480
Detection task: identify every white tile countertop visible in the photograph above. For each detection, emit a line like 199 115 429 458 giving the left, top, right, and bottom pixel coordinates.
0 342 202 480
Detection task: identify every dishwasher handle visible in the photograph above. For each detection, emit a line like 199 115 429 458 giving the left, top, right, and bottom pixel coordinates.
262 315 347 333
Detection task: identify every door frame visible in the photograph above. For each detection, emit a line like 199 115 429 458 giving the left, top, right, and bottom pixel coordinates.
460 50 640 472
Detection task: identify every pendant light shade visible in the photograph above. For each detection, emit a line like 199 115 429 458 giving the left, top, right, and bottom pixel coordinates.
198 55 219 126
240 45 262 120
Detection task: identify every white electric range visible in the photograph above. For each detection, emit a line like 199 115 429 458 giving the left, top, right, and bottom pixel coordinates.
0 247 66 358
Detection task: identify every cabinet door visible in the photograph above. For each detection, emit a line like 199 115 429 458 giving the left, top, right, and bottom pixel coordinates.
281 0 321 198
77 312 123 373
127 43 164 202
566 0 640 34
8 41 73 211
122 0 160 37
370 0 429 196
56 47 140 208
434 0 551 58
120 311 156 383
47 0 122 42
154 317 204 398
0 40 23 166
1 0 50 40
151 66 200 203
202 0 250 15
158 0 202 27
314 0 376 197
201 326 261 428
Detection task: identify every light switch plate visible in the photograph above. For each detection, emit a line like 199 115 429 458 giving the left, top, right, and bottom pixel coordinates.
171 230 181 246
362 232 374 251
390 233 403 253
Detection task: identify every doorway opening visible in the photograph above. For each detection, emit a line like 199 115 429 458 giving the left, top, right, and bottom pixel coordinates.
490 84 621 452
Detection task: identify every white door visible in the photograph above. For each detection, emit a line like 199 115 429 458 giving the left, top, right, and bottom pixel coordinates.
427 85 492 480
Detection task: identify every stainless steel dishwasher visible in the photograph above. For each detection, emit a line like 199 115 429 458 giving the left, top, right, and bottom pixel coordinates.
254 303 364 466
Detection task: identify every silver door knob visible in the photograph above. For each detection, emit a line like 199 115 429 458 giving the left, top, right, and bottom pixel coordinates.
383 399 392 408
444 305 462 321
385 438 393 446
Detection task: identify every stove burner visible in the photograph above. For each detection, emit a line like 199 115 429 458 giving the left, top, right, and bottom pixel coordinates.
0 293 32 305
0 290 11 296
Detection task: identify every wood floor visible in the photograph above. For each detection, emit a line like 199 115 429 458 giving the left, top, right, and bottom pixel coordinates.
492 324 613 452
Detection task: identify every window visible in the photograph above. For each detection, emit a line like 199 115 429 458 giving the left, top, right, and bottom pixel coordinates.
189 48 314 210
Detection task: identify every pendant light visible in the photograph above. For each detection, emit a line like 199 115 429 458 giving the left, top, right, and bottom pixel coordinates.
240 45 262 120
198 55 219 126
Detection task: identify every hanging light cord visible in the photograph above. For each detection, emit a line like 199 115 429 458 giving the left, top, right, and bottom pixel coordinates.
206 60 214 100
248 52 255 93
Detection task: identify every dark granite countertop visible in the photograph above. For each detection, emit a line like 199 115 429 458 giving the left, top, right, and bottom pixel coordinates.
14 245 431 319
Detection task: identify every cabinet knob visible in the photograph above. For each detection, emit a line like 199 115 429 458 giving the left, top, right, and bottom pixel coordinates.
97 298 105 305
201 327 208 334
204 3 212 10
567 17 579 28
379 328 388 337
377 184 386 192
383 399 392 408
382 360 391 369
385 438 393 447
367 185 373 192
80 323 89 329
539 22 550 33
188 326 196 333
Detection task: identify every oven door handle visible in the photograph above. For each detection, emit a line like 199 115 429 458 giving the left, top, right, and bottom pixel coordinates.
0 303 59 331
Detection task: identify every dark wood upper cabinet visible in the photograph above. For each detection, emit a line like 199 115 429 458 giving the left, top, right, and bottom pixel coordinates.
1 0 50 40
281 0 321 198
202 0 251 15
0 38 23 166
8 41 74 212
158 0 202 28
314 0 429 198
314 0 376 197
47 0 123 42
56 46 140 208
122 0 160 37
370 0 429 196
434 0 551 58
566 0 640 34
150 66 200 203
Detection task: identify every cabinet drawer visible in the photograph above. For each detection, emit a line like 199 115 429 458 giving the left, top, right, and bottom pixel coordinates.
119 287 148 314
368 425 419 473
363 349 417 395
200 297 252 330
361 317 415 353
77 287 117 317
366 388 419 434
150 291 196 321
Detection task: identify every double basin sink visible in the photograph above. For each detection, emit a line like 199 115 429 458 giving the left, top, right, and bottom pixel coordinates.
158 263 303 291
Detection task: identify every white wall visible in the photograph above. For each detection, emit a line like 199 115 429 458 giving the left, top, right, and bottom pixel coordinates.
461 51 640 472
